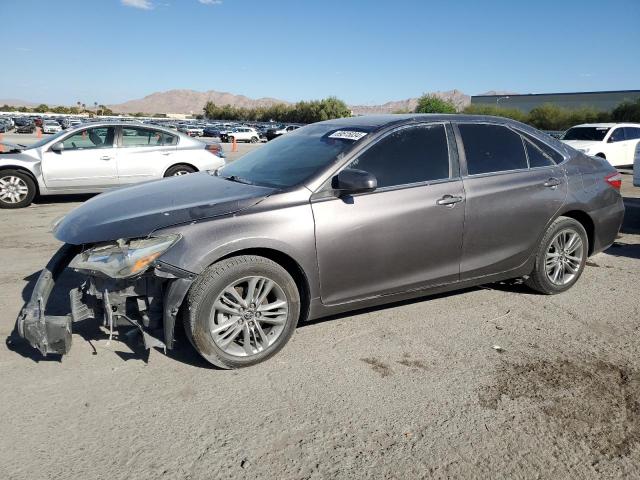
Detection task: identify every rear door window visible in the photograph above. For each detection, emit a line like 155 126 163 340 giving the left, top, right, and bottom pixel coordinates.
458 124 528 175
623 127 640 140
524 139 555 168
121 127 175 147
349 124 450 188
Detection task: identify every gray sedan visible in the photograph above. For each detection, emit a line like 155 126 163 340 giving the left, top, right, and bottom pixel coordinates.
17 114 624 368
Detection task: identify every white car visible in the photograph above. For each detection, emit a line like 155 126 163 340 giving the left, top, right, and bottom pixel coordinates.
0 122 225 208
182 125 204 137
561 123 640 167
226 127 260 143
634 142 640 187
42 120 62 134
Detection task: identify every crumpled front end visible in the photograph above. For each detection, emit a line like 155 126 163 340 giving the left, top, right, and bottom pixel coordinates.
17 242 194 357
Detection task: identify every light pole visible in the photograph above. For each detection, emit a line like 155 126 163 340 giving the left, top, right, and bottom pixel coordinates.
496 96 510 105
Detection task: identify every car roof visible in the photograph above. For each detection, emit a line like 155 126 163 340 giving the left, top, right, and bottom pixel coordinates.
63 121 181 135
314 113 527 130
571 122 640 128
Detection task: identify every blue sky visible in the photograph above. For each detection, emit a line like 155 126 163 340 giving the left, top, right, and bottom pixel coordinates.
1 0 639 105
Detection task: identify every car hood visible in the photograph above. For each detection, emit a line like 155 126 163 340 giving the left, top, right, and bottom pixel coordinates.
54 172 276 245
562 140 603 150
0 140 27 152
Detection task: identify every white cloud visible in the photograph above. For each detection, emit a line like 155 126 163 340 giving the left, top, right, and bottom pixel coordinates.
121 0 154 9
198 0 223 4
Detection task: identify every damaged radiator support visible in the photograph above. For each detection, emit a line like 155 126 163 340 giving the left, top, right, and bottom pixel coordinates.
17 243 194 357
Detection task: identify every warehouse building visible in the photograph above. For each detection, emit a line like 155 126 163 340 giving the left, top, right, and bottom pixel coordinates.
471 90 640 113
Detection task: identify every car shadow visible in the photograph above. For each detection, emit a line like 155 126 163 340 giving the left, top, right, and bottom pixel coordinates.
32 194 96 206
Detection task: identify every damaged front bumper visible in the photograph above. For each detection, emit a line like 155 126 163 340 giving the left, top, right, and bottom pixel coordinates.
17 244 194 357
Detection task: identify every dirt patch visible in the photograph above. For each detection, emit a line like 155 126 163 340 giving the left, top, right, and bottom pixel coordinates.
479 359 640 459
361 357 393 377
397 358 430 371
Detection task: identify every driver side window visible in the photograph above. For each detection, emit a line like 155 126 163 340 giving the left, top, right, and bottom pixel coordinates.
608 128 626 143
62 127 115 150
349 124 451 188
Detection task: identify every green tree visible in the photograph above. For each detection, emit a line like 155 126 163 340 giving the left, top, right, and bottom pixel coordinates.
414 94 457 114
33 104 50 113
612 98 640 122
462 104 528 123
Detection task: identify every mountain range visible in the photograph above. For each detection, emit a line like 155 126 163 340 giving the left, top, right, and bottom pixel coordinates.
1 89 516 115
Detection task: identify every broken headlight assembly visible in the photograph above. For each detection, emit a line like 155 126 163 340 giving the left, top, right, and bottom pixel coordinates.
69 234 181 279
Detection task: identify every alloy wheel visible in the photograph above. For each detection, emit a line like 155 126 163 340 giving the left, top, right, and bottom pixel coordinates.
544 229 584 286
209 276 289 357
0 176 29 204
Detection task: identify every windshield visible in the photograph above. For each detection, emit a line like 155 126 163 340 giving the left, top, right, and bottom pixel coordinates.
562 127 610 141
219 123 372 188
26 129 67 149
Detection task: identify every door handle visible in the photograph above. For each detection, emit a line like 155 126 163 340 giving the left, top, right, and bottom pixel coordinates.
100 155 112 161
436 195 463 207
543 177 561 188
161 152 172 156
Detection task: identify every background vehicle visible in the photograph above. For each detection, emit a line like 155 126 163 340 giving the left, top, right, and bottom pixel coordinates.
222 127 260 143
41 120 62 134
182 125 204 137
0 120 11 132
0 122 225 208
561 123 640 167
18 114 624 370
634 142 640 187
14 119 35 134
266 124 300 141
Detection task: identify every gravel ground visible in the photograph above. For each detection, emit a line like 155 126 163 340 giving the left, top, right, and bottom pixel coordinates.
0 147 638 479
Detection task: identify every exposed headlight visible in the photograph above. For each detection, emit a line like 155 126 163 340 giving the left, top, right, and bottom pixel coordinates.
69 234 181 279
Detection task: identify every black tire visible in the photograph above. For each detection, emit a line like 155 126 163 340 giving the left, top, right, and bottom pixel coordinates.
0 169 37 209
164 164 196 177
595 153 606 159
525 216 588 294
185 255 300 369
250 137 258 143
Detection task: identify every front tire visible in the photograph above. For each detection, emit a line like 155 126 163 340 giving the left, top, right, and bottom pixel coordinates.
0 170 36 208
185 255 300 369
525 216 588 294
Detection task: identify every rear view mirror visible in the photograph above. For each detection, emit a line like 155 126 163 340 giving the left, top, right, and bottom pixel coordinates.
332 168 377 195
50 142 64 153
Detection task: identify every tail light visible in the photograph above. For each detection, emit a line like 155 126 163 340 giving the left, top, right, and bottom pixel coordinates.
605 172 622 190
205 143 225 158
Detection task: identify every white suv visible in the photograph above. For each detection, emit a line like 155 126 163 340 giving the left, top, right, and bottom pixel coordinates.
227 127 260 144
561 123 640 167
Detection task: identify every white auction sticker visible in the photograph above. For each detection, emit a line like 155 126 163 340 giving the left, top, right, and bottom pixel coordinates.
328 130 368 141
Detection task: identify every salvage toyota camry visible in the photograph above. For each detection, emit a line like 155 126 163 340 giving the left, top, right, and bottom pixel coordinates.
17 114 624 368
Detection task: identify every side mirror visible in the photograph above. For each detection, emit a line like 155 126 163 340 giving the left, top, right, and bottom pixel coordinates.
332 168 377 195
50 142 64 153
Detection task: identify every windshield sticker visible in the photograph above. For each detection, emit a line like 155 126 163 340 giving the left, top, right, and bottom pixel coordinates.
328 130 368 141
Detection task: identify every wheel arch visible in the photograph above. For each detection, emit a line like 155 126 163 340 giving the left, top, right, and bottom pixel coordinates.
164 163 198 177
216 247 311 323
0 165 40 195
556 209 596 256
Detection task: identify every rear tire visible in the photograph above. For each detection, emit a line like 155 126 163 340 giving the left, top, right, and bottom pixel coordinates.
164 165 196 177
185 255 300 369
0 170 36 209
525 216 588 294
250 137 258 143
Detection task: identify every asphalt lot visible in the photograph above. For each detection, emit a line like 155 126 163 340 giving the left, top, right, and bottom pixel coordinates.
1 132 639 479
